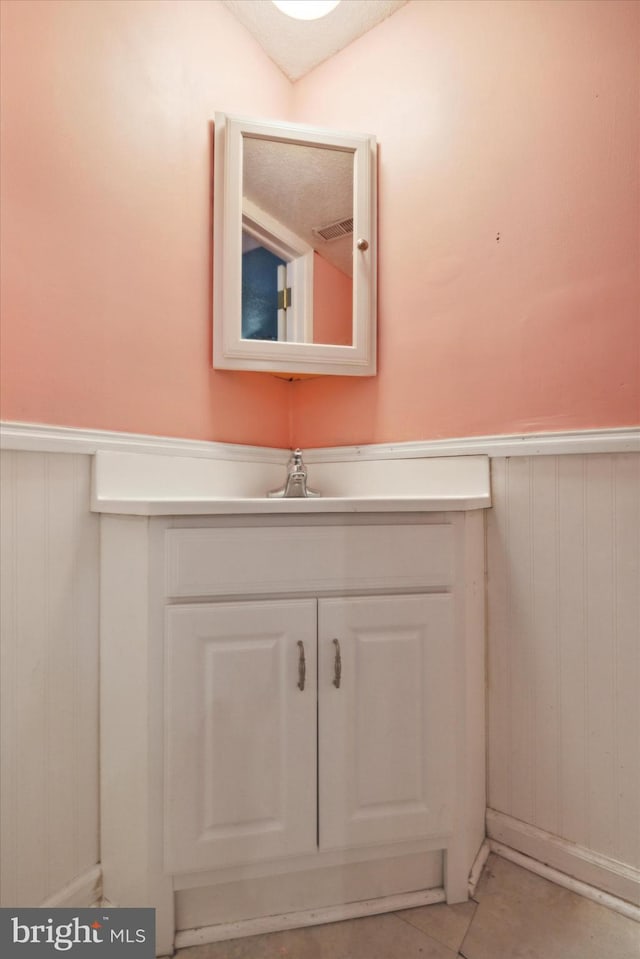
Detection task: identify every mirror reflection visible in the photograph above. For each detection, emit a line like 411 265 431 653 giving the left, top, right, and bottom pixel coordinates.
241 135 354 346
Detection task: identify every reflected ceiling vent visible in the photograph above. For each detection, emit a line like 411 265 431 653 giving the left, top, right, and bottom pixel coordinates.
312 216 353 242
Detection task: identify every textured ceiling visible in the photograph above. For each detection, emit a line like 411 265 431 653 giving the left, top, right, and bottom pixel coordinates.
243 137 354 275
222 0 409 81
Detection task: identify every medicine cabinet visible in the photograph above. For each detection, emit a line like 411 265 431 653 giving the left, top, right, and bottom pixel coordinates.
213 113 377 376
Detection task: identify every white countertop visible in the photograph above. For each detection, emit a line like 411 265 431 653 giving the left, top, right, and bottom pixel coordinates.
91 451 491 515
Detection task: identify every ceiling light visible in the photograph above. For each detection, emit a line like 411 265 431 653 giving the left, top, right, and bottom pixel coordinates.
272 1 341 21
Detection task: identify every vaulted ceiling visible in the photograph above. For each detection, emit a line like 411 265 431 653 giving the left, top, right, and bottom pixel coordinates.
222 0 409 81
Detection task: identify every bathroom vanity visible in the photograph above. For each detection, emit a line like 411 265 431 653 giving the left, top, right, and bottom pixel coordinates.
94 452 489 956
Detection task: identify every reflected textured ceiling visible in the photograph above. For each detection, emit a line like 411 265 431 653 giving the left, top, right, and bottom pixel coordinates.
244 137 354 275
222 0 409 81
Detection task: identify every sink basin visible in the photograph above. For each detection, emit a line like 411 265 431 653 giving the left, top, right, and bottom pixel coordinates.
91 450 491 515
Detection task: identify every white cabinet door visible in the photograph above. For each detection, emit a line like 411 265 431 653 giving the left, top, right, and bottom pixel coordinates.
318 594 455 850
164 600 317 873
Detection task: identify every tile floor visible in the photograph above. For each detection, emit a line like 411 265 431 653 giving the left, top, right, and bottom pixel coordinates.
176 854 640 959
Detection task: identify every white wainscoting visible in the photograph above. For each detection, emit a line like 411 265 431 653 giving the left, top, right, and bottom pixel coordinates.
1 439 639 913
487 453 640 901
0 451 100 906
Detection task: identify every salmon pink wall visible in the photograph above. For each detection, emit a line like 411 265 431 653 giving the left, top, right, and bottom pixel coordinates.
2 1 638 450
0 0 292 447
291 0 639 447
313 253 352 346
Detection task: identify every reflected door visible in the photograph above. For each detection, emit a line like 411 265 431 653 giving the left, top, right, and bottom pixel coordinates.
241 244 285 341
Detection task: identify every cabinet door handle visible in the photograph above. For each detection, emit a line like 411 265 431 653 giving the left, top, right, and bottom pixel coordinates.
297 640 306 691
333 638 342 689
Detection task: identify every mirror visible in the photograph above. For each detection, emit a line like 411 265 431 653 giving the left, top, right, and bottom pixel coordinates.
242 136 353 347
213 113 376 376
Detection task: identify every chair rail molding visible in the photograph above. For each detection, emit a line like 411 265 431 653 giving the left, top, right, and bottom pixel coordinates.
1 421 638 459
0 422 288 461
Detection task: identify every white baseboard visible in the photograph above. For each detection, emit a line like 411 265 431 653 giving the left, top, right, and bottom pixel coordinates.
486 810 640 910
174 887 446 948
468 840 491 897
39 865 102 909
2 421 638 459
489 842 640 923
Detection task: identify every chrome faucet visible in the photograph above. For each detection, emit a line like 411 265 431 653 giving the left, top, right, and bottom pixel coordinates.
268 449 319 498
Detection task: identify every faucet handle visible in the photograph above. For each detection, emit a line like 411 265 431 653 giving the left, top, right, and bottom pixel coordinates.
290 448 304 470
268 448 320 498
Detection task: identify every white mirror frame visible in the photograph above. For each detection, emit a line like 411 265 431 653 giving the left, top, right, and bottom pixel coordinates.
213 113 377 376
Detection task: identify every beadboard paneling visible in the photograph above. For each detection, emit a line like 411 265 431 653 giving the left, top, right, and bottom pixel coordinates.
487 454 640 870
2 444 638 911
0 451 100 905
